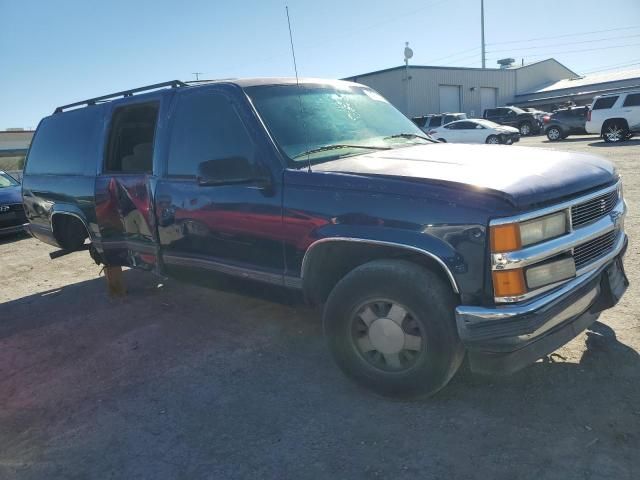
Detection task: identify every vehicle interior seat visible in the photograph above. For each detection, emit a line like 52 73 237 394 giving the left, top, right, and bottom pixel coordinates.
121 143 152 172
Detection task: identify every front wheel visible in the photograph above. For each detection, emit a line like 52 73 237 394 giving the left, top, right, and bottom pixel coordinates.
323 260 464 398
546 126 562 141
519 122 532 136
486 135 500 144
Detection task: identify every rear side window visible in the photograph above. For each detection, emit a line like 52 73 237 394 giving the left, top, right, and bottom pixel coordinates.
25 107 103 175
167 91 255 177
592 96 618 110
429 116 443 127
105 103 159 173
623 93 640 107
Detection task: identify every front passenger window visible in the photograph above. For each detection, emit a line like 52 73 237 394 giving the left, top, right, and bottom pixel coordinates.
168 91 255 177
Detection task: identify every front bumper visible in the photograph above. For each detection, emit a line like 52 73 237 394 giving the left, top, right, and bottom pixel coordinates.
455 233 628 375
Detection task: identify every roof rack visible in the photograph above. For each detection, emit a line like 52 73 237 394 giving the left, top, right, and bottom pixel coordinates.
54 80 187 113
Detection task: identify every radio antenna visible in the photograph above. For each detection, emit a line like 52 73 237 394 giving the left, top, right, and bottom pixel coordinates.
286 6 299 82
285 6 311 171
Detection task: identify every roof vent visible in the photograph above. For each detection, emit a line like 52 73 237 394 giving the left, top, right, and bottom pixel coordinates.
497 58 515 69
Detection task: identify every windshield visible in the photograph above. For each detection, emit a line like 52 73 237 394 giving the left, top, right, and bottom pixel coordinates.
0 172 19 188
245 83 430 166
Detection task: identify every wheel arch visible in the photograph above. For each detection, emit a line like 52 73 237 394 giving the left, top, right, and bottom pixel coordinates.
601 117 629 131
50 207 92 248
300 237 460 305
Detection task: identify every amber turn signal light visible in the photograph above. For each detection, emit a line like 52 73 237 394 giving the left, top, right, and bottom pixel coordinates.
490 223 521 252
492 269 526 297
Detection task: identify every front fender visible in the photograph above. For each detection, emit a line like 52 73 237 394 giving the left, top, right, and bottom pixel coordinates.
301 223 487 302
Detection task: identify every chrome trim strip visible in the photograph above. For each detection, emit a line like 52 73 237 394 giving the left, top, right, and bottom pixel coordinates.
300 237 460 293
489 181 620 226
491 231 626 304
491 198 625 271
163 253 285 286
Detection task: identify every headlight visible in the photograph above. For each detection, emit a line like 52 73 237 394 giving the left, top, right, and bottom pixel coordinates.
525 257 576 289
490 211 568 253
519 211 568 247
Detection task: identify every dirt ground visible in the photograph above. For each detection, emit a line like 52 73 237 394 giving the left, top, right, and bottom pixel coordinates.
1 135 639 479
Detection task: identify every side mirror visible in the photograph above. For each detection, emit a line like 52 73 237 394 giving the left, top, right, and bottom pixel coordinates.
196 157 270 188
476 124 484 129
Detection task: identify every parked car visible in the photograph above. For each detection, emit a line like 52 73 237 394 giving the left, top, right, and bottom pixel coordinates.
22 78 628 398
483 106 542 136
0 171 28 236
544 106 590 141
428 119 519 144
412 113 467 132
586 90 640 143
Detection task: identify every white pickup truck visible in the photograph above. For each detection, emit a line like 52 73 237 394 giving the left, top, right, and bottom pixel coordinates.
586 90 640 143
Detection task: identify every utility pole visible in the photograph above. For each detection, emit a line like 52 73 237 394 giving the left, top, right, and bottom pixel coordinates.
192 72 203 81
481 0 486 68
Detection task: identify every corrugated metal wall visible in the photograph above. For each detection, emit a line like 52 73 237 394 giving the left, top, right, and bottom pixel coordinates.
348 67 517 118
345 61 587 117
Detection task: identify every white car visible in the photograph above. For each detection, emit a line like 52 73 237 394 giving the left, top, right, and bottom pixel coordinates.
428 119 520 144
586 90 640 143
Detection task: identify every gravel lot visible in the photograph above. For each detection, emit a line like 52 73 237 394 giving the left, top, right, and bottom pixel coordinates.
1 135 638 479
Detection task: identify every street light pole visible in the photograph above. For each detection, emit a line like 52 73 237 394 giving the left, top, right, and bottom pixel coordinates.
481 0 486 69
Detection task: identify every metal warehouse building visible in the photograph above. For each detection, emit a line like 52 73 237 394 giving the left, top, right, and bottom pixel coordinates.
343 59 640 117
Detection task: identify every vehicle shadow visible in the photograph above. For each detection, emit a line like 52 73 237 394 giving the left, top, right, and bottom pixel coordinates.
0 231 30 246
589 138 640 147
540 136 597 144
1 270 638 478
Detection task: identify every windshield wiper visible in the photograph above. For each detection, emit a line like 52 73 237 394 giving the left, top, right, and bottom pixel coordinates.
292 144 391 159
384 133 437 143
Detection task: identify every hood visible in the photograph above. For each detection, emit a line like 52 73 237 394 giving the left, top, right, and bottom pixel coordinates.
0 184 22 204
312 143 616 209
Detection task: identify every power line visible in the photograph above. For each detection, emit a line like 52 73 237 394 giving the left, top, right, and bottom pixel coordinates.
487 25 640 46
423 46 480 65
488 33 640 54
582 59 640 74
487 41 640 59
441 52 488 67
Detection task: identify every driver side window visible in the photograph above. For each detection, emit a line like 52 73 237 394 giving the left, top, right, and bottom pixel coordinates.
167 91 255 177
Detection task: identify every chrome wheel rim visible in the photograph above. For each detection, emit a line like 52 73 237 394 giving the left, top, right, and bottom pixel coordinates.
548 128 560 140
350 300 425 372
605 125 623 142
520 124 530 135
488 136 499 144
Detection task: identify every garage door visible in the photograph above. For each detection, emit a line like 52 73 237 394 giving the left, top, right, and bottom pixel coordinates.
480 87 497 115
439 85 461 112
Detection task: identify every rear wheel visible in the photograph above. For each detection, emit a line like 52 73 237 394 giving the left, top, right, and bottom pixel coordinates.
486 135 500 144
546 126 562 141
323 259 464 398
519 122 532 136
602 121 629 143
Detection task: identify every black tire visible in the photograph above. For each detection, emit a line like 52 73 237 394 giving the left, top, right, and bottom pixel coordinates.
546 126 562 141
486 135 500 144
519 121 532 136
602 120 629 143
323 259 464 398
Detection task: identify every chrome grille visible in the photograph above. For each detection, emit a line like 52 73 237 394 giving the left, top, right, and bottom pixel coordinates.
571 189 618 227
573 230 617 270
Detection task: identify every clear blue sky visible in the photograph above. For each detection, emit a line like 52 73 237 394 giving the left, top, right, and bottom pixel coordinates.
1 0 639 129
